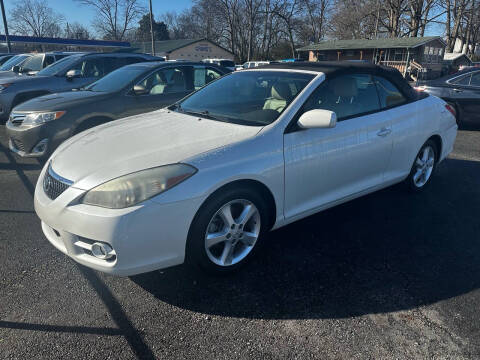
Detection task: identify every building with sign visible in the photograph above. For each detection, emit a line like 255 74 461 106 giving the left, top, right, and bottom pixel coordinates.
132 39 235 61
297 36 446 79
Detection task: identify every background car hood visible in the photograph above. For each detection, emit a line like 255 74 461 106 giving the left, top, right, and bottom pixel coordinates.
15 91 108 111
50 109 262 190
2 74 49 85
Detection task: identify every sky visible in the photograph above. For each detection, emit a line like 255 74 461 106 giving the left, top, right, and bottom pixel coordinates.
3 0 193 31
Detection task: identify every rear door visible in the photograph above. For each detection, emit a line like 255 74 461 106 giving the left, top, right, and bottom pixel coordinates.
283 73 393 219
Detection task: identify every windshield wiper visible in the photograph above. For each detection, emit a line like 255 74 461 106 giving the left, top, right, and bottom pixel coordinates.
181 109 225 122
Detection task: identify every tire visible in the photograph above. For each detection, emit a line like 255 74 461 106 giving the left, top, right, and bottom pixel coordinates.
405 139 438 192
186 186 269 273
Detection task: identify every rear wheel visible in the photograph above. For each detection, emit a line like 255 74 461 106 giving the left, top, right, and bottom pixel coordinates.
186 187 268 273
406 140 438 191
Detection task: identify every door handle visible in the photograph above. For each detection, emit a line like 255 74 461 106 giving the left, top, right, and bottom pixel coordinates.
453 88 463 93
377 128 392 137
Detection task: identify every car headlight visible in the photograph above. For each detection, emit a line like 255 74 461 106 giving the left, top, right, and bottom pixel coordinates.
81 164 197 209
22 111 66 126
0 83 11 92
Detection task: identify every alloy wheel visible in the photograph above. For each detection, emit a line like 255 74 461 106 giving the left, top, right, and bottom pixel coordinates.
204 199 261 266
413 145 435 188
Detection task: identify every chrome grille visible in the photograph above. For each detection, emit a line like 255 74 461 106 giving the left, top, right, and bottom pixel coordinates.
10 138 25 152
9 112 26 126
43 164 73 200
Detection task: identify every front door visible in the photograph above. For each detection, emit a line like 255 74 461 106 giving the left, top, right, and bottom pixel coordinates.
123 65 194 118
283 74 393 219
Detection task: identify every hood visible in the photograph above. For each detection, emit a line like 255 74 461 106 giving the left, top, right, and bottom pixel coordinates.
1 74 49 86
14 91 107 112
50 109 262 190
0 71 20 79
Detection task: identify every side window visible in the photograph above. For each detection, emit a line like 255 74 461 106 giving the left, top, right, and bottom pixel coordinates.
125 57 146 65
302 74 381 120
137 67 188 95
374 76 407 108
193 67 222 90
103 57 121 74
45 55 55 67
469 72 480 86
69 58 105 78
451 73 472 85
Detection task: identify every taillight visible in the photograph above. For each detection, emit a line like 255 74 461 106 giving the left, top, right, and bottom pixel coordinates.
445 104 456 118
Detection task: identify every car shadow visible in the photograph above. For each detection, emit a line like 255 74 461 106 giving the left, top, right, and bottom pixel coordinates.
132 158 480 320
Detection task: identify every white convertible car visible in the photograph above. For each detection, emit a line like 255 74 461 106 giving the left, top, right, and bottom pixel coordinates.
34 62 457 275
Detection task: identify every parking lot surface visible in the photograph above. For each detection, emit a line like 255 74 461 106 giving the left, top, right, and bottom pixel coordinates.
1 124 479 359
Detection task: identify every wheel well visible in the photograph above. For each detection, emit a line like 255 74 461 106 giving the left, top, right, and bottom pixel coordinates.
428 135 442 160
12 91 50 108
74 116 112 134
207 179 277 230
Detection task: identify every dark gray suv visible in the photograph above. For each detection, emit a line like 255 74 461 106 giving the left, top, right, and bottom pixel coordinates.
6 61 229 158
0 52 159 122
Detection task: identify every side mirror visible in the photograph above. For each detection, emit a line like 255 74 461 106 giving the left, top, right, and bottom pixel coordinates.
66 69 82 80
12 65 20 73
297 109 337 129
133 84 149 95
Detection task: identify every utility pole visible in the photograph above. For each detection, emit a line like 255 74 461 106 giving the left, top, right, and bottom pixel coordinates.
0 0 11 53
149 0 155 56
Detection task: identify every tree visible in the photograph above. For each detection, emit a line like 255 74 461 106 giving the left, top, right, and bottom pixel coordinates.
75 0 145 41
9 0 64 37
64 22 91 40
135 14 169 42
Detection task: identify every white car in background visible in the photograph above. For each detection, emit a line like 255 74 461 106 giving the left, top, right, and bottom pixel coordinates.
202 58 236 71
34 62 457 276
242 61 270 69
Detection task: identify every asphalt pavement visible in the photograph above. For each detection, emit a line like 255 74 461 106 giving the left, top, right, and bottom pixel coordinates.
1 124 479 359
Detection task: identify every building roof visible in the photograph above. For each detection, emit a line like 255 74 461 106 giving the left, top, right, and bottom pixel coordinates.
132 38 234 55
0 34 130 48
443 52 471 62
297 36 445 52
151 39 202 53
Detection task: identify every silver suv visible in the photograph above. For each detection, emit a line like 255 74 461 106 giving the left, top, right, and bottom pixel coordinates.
0 52 159 122
0 52 77 78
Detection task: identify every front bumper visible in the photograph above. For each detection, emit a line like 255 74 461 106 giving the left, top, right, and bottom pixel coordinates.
6 118 72 158
34 166 204 276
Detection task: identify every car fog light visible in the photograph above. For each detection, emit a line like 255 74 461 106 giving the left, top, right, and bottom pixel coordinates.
32 139 48 154
91 242 115 260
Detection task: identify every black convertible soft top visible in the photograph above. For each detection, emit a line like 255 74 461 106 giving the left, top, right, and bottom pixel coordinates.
260 61 422 102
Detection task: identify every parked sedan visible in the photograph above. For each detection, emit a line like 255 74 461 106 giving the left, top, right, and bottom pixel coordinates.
34 62 457 276
415 67 480 126
7 62 229 159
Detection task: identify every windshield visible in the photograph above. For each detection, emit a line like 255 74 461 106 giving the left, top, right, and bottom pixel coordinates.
86 66 147 92
37 55 79 76
20 54 44 72
0 55 30 71
176 71 314 126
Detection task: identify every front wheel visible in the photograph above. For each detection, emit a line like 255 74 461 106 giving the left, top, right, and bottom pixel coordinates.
406 140 438 191
186 187 268 273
